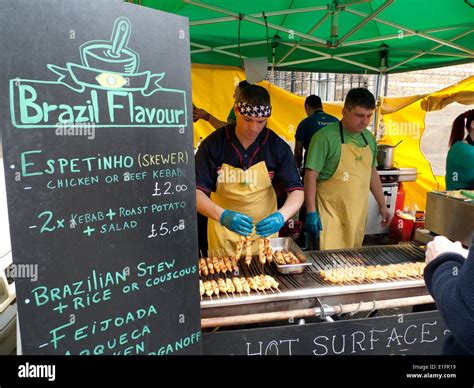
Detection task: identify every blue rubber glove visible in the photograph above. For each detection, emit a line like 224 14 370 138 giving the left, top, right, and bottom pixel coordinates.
306 211 323 237
220 210 253 235
256 212 285 237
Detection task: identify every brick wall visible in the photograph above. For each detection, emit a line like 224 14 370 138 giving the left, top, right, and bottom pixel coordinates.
386 63 474 97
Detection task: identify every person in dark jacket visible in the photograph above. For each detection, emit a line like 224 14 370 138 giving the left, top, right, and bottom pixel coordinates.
424 234 473 355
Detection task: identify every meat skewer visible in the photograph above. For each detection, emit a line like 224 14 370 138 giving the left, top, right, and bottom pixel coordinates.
240 277 251 295
203 280 213 298
199 280 204 299
258 238 266 266
206 256 215 275
254 275 267 293
225 277 236 296
230 256 239 274
212 254 221 274
244 235 252 266
210 279 220 298
199 258 209 276
264 275 280 290
274 251 286 265
246 276 260 294
232 276 243 296
235 236 245 262
264 238 273 263
217 277 228 296
224 256 233 273
285 251 299 264
320 262 426 284
218 257 227 274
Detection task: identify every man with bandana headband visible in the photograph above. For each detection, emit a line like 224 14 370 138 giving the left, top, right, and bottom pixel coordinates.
195 85 304 256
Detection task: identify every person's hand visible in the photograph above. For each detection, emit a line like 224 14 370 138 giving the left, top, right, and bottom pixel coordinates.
256 212 285 237
193 106 209 122
425 236 468 265
220 210 253 235
306 211 323 237
379 205 391 228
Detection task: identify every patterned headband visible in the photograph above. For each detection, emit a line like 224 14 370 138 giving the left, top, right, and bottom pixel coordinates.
236 101 272 118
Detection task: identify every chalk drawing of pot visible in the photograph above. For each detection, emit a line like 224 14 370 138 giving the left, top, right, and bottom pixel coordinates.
80 17 139 74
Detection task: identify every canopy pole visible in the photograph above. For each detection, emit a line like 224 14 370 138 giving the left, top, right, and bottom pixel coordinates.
190 42 245 59
337 0 393 46
185 0 327 45
279 43 380 72
340 23 474 47
276 13 331 66
278 25 474 49
373 74 383 138
329 1 340 47
345 8 474 55
189 5 329 26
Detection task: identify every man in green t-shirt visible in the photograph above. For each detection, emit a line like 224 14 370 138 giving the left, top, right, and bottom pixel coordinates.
304 88 390 250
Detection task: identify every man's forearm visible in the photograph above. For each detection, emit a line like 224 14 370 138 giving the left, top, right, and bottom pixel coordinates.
279 190 304 221
370 168 386 208
196 190 224 222
304 169 318 212
208 114 228 130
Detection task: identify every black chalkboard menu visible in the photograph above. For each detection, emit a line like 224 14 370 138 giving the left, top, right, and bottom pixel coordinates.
0 0 201 354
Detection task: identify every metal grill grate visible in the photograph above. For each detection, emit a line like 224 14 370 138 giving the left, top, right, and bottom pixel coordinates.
200 244 426 300
303 244 425 286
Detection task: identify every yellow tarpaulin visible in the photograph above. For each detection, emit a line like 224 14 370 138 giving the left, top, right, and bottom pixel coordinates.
379 75 474 210
191 64 343 145
192 65 474 211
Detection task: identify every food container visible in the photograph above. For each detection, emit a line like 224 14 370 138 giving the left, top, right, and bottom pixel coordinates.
376 141 402 170
269 237 312 274
425 191 474 247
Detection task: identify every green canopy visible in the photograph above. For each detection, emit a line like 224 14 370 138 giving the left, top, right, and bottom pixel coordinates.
135 0 474 74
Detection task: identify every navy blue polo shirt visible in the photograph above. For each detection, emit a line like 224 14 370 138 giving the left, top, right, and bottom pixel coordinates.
295 110 338 164
195 124 303 194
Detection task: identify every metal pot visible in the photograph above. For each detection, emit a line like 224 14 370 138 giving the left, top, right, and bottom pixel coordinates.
377 140 403 169
377 144 395 169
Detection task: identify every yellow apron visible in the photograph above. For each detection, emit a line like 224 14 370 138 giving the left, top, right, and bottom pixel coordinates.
208 161 278 256
317 122 372 250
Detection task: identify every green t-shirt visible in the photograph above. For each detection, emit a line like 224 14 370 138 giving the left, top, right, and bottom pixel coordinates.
305 121 377 182
445 141 474 190
227 107 236 123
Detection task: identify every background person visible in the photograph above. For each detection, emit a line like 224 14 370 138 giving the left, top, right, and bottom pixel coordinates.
446 109 474 190
294 94 338 170
294 94 338 249
195 85 303 255
304 88 390 250
193 80 250 129
424 235 473 355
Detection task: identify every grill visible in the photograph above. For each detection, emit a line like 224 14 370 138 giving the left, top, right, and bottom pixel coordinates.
200 244 428 319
